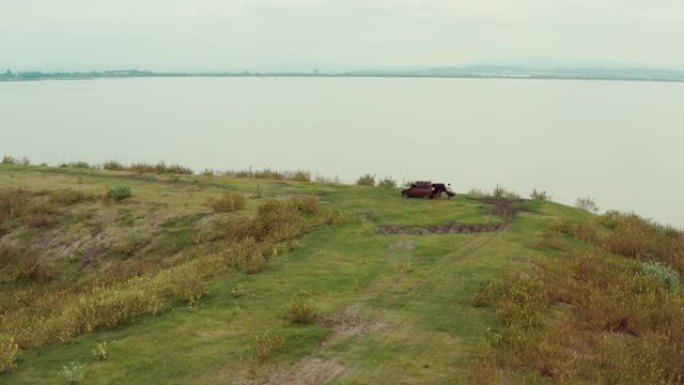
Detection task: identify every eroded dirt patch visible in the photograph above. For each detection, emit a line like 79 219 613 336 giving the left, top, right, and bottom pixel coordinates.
318 304 385 345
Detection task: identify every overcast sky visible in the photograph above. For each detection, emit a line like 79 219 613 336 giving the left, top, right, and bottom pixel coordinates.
2 0 684 71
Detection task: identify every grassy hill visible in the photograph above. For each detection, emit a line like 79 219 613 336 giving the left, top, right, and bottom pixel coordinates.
0 163 682 385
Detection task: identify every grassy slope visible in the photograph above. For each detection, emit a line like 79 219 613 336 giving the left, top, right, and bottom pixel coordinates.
0 164 593 384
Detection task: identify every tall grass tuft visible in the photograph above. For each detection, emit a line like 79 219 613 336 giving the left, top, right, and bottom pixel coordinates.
247 331 284 367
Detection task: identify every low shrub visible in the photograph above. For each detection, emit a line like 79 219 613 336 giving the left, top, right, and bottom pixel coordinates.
17 253 55 282
247 331 283 366
529 189 550 201
467 345 500 385
289 293 317 324
378 177 397 188
60 161 91 169
325 209 344 225
575 196 598 212
290 170 311 182
102 160 125 171
356 174 376 186
207 192 247 213
1 156 17 165
360 221 376 236
642 261 679 291
291 195 320 215
467 188 487 198
249 200 302 242
493 185 520 199
105 186 132 202
58 362 86 384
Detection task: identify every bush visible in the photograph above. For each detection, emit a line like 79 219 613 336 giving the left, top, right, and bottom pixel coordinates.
529 189 550 201
250 200 301 242
356 174 376 186
642 261 680 291
289 293 317 324
0 335 19 373
378 177 397 188
58 362 86 384
207 192 247 213
105 186 132 202
575 196 598 212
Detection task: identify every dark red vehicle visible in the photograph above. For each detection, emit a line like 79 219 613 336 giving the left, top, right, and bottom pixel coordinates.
401 181 455 199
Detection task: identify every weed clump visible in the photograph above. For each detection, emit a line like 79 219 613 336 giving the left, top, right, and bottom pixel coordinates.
289 293 317 324
207 192 247 213
92 342 108 361
356 174 376 186
105 186 132 202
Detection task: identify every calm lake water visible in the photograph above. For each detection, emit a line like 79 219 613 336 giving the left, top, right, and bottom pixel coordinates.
1 77 683 227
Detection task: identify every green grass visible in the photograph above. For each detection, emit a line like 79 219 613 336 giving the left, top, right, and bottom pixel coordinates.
0 163 615 384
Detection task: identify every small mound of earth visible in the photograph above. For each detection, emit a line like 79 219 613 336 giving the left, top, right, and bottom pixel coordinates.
236 357 344 385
